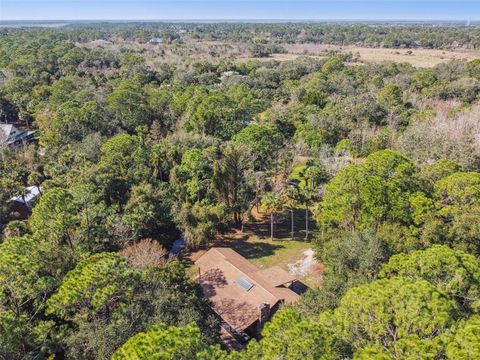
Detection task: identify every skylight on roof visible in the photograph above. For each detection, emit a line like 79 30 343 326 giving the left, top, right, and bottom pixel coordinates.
235 277 254 291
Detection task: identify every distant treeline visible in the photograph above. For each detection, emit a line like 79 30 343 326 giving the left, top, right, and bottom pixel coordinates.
1 22 480 48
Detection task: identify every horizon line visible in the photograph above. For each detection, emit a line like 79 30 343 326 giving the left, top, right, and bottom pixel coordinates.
1 18 477 22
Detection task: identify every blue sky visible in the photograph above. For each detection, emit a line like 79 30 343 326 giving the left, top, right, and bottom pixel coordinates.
1 0 478 21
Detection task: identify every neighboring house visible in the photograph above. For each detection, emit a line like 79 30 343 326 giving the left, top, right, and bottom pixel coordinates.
148 37 164 44
0 124 35 148
9 185 41 219
195 248 300 342
220 70 238 79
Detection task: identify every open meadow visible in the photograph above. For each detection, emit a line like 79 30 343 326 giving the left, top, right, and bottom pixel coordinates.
276 44 480 67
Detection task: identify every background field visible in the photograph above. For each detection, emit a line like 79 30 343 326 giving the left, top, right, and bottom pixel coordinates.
271 44 480 67
85 39 480 68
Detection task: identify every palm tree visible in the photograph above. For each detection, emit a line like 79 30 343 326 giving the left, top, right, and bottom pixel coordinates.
299 163 325 239
301 186 317 240
261 192 283 241
283 187 300 240
304 165 325 188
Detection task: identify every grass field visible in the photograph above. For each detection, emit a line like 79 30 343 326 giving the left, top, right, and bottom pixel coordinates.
226 235 309 269
273 44 480 68
84 37 479 69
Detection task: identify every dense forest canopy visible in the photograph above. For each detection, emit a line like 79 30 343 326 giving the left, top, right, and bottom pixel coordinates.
0 22 480 359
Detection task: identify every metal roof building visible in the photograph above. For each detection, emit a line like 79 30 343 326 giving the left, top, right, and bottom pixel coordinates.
1 124 35 148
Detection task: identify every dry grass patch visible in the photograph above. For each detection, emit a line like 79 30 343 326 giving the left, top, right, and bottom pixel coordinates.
283 43 480 67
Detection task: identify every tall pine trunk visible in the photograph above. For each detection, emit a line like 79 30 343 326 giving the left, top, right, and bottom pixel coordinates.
270 213 274 241
291 209 294 240
305 203 309 240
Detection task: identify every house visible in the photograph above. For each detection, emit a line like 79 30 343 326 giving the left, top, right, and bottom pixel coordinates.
148 37 164 44
9 185 41 219
0 124 35 148
195 247 300 342
220 70 238 80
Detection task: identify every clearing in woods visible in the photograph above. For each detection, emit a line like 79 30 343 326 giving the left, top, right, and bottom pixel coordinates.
269 44 480 67
82 39 479 68
187 209 323 288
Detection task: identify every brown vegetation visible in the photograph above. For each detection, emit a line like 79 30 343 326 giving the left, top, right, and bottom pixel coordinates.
119 239 167 269
396 104 480 169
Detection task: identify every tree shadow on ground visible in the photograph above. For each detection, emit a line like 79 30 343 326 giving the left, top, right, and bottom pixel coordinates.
244 209 317 241
218 240 285 260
